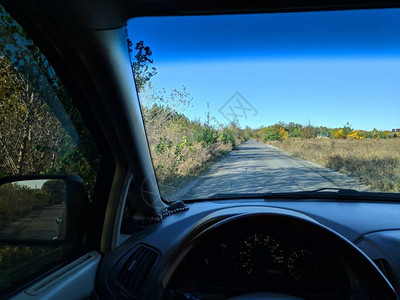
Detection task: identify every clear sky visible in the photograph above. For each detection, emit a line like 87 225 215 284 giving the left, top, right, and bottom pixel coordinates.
128 8 400 130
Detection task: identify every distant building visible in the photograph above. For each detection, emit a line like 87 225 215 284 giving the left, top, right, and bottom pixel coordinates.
392 129 400 132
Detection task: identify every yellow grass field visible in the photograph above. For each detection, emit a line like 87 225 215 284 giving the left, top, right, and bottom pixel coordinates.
265 138 400 192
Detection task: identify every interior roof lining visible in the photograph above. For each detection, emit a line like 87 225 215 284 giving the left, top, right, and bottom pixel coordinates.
123 1 400 22
31 0 400 31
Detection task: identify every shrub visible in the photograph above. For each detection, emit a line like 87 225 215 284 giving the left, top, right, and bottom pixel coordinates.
347 130 366 140
333 129 346 139
0 183 50 220
258 125 288 141
139 89 245 197
301 125 318 139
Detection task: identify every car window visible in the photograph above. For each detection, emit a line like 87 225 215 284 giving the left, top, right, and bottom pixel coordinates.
0 5 100 294
127 9 400 201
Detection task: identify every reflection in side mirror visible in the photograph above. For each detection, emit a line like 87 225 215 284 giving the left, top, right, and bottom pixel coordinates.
0 175 84 242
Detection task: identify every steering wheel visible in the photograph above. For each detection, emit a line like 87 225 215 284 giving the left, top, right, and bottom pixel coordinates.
165 210 397 299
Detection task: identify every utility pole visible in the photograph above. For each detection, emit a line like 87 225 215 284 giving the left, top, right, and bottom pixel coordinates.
206 102 210 127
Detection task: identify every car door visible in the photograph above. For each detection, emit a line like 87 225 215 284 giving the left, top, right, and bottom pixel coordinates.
0 4 111 299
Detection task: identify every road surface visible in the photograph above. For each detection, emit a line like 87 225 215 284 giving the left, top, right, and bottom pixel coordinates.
0 204 64 240
173 139 368 200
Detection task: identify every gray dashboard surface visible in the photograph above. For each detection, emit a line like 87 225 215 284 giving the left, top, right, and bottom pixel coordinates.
98 199 400 298
115 199 400 258
182 200 400 242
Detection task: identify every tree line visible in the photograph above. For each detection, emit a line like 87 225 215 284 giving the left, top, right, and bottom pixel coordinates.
0 7 100 198
255 122 397 142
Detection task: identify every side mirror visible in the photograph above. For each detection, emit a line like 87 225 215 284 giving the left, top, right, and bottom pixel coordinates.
0 175 88 243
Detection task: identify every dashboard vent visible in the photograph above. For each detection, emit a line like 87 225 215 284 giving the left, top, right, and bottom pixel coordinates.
117 245 159 297
373 258 399 293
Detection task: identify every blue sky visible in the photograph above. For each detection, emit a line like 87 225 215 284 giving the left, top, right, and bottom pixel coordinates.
128 8 400 130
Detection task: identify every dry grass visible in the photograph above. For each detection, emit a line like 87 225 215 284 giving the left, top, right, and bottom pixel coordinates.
0 184 50 221
144 113 240 198
154 142 233 197
265 138 400 192
138 86 245 198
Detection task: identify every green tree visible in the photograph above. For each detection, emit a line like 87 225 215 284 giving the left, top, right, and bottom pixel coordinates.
318 126 331 137
342 122 352 136
259 124 288 141
285 122 303 138
301 122 318 139
41 180 65 204
0 55 67 175
129 40 157 92
0 7 100 198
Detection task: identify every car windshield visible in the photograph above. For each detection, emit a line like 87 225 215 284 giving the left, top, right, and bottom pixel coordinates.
127 8 400 202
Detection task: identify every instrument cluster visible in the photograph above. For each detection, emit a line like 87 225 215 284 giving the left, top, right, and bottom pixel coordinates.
171 220 348 298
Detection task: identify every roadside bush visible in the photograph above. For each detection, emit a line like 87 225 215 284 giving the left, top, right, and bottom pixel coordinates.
196 126 218 145
301 124 318 139
219 127 236 147
365 128 391 140
139 86 245 197
258 125 288 141
347 130 366 140
333 129 347 139
0 184 50 220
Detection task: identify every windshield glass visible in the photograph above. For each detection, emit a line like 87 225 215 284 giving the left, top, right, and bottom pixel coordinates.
127 8 400 201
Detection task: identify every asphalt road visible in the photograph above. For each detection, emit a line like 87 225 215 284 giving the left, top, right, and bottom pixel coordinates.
0 204 64 240
173 139 368 200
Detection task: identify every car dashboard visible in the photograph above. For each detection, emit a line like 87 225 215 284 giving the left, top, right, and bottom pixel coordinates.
167 215 348 299
96 200 400 299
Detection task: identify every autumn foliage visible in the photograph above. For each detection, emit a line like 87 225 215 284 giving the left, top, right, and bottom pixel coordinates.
255 122 397 141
